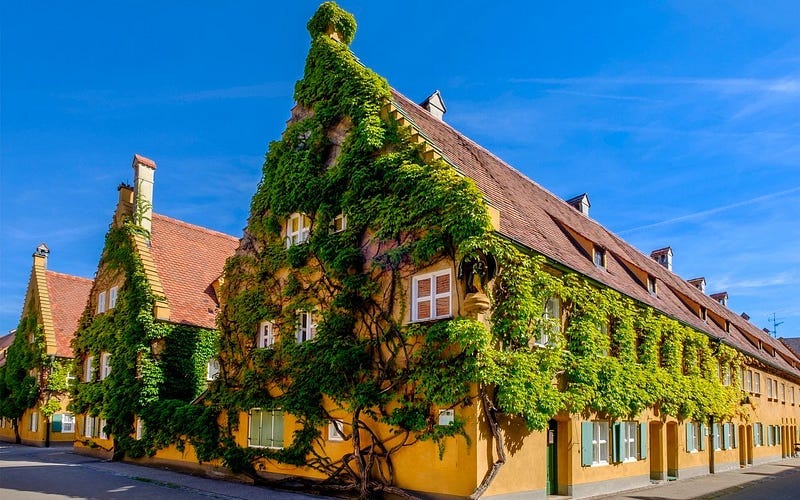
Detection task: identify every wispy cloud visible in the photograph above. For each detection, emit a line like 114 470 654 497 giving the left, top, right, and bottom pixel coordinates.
716 272 797 290
618 186 800 234
510 76 800 95
544 89 657 102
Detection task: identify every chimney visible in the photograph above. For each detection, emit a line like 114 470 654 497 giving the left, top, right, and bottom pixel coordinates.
33 243 50 268
420 90 446 120
114 183 135 228
741 312 750 321
566 193 591 216
132 154 157 232
688 277 706 293
650 247 673 271
710 291 728 307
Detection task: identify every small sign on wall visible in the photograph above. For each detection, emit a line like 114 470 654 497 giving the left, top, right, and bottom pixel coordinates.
438 409 455 426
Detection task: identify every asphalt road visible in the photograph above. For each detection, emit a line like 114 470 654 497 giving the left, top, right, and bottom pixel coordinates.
0 443 323 499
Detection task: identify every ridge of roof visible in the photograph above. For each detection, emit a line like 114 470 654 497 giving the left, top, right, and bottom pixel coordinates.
45 270 93 358
45 270 92 283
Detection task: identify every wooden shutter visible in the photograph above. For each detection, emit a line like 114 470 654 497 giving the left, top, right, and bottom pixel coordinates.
434 273 451 318
271 410 284 448
640 422 648 459
52 413 62 433
581 422 594 466
612 422 622 463
248 410 259 447
733 424 739 449
415 276 432 321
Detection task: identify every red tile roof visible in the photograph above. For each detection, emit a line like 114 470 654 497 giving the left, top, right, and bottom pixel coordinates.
45 271 92 358
149 213 239 329
390 88 800 380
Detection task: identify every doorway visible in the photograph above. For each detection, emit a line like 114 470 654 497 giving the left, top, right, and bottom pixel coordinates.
738 426 746 467
666 422 678 479
546 419 558 495
649 421 664 480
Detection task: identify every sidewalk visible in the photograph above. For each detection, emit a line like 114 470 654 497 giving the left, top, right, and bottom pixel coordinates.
594 457 800 499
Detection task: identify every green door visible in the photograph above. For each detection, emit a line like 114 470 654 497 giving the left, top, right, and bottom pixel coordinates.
547 419 558 495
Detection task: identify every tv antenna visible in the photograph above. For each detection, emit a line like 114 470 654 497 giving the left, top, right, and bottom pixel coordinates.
769 313 784 338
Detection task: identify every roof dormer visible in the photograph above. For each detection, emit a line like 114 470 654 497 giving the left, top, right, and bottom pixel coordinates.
687 277 706 293
650 247 673 271
566 193 591 216
419 90 446 120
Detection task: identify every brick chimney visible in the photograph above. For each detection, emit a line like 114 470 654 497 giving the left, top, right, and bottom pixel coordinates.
650 247 673 271
132 154 156 232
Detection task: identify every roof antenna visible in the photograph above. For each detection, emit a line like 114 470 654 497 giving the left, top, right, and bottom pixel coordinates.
769 313 784 338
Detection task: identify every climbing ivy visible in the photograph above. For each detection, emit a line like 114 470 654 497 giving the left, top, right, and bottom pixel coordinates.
69 220 219 459
206 3 746 498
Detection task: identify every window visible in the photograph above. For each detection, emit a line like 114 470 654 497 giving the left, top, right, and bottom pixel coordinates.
713 423 722 451
331 213 347 233
782 383 786 403
206 358 220 381
97 291 107 314
248 409 284 449
61 414 75 433
100 352 111 380
767 377 773 398
722 423 735 450
792 387 795 405
296 311 317 343
328 419 345 441
84 356 95 382
84 415 100 438
257 321 276 348
773 379 779 401
647 275 657 295
135 418 144 440
754 373 761 394
754 423 762 447
581 421 610 466
285 213 311 248
620 422 638 462
99 418 108 439
411 270 452 322
108 286 118 309
686 422 701 452
593 246 606 268
29 330 35 343
723 365 731 386
745 370 753 392
30 412 39 432
536 297 561 347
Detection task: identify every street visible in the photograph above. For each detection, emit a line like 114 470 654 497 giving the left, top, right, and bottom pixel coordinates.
0 443 322 499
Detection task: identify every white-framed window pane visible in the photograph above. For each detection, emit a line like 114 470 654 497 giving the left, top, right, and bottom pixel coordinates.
85 415 95 438
746 370 752 392
754 373 761 393
206 358 220 381
99 418 108 439
108 286 118 309
623 422 638 461
328 419 345 441
331 213 347 233
258 321 276 348
62 414 75 433
85 356 95 382
286 213 311 248
593 421 609 465
30 412 39 432
100 353 111 380
296 312 316 343
97 291 107 314
136 418 144 439
412 270 452 322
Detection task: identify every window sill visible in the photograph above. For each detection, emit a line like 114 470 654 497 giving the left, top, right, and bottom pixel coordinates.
590 461 609 467
248 445 284 450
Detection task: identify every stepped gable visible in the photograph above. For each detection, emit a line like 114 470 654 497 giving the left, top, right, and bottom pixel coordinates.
149 213 239 329
45 271 92 358
390 88 800 378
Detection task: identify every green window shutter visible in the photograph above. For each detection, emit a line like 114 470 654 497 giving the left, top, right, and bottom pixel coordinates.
767 425 772 446
612 422 622 463
699 424 707 451
722 423 730 450
686 423 693 452
248 410 259 447
51 413 62 433
733 424 739 448
270 410 284 448
260 411 272 447
640 422 648 459
581 422 594 466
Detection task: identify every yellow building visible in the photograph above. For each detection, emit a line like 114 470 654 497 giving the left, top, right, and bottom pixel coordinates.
189 4 800 499
0 245 91 446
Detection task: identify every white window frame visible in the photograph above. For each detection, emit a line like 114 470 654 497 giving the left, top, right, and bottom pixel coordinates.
258 320 276 348
108 286 118 310
206 358 220 381
328 419 345 442
592 421 610 466
411 270 452 322
85 355 95 382
99 418 108 440
713 423 722 451
767 377 773 398
248 408 284 449
331 213 347 233
621 422 638 462
296 311 317 343
687 422 700 453
773 379 779 401
135 418 144 440
30 411 39 432
754 373 761 394
537 297 561 347
754 423 762 447
285 213 311 248
593 246 606 268
745 369 753 392
100 352 111 380
97 291 107 314
84 415 95 438
61 413 75 433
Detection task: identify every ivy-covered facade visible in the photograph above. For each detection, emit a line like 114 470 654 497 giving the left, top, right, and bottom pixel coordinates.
0 244 91 446
184 3 799 499
70 155 238 460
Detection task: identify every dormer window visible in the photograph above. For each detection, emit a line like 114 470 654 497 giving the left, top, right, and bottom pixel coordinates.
647 276 657 295
593 246 606 269
285 213 311 248
331 213 347 233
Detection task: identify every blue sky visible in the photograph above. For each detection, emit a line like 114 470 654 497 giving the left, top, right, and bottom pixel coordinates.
2 1 798 337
